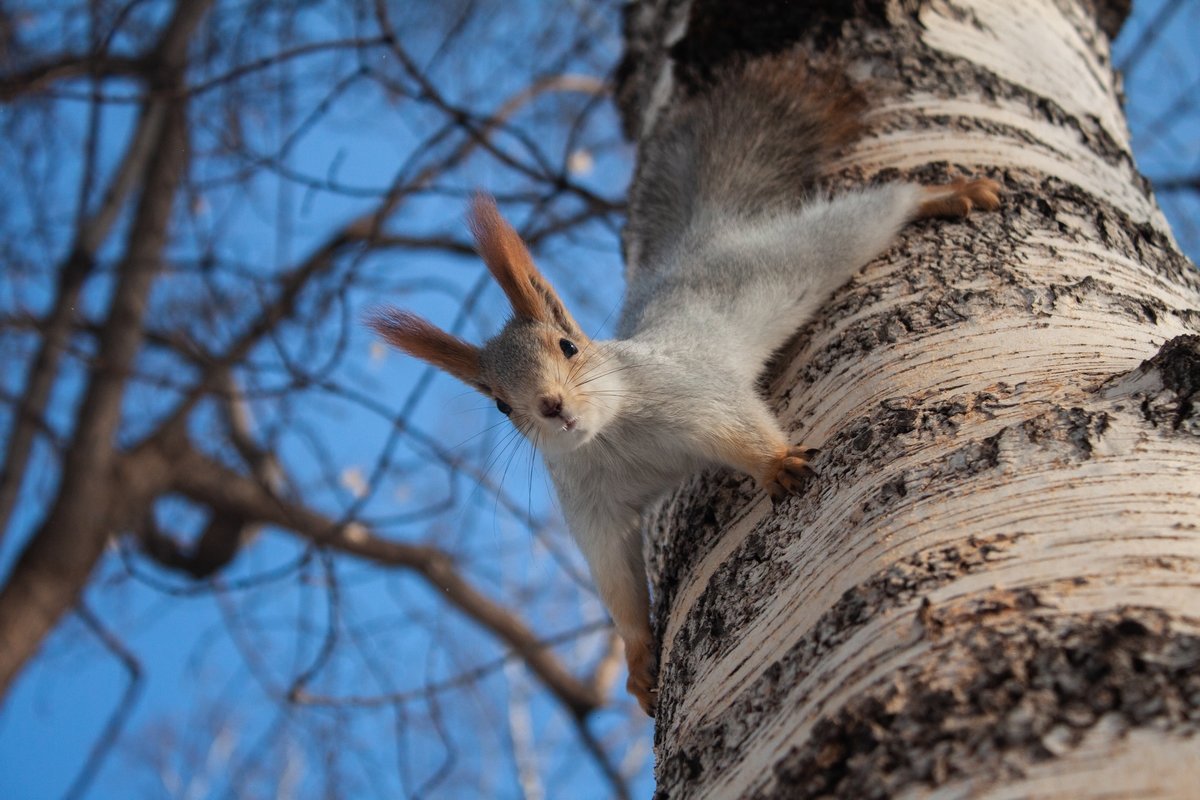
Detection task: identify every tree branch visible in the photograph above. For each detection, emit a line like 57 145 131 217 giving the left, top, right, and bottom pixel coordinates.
168 440 605 718
1150 174 1200 193
136 511 250 581
1113 0 1175 73
63 603 143 800
0 0 214 702
138 65 617 453
0 100 168 542
0 53 144 102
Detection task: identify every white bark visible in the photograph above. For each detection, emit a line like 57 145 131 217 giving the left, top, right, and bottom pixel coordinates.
619 1 1200 797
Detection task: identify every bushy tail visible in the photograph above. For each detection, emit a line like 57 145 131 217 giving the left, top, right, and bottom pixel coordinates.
625 55 865 273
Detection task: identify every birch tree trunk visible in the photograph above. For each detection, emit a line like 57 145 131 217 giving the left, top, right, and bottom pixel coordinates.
617 2 1200 797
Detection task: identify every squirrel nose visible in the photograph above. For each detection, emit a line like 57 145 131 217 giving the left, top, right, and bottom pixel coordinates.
539 395 563 418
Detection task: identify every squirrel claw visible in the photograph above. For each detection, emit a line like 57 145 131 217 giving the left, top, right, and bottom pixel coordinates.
765 445 818 503
917 178 1002 220
627 673 657 716
626 640 658 716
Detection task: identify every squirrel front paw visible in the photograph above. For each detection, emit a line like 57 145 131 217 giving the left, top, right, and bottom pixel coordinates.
916 178 1002 220
763 445 818 503
625 639 658 716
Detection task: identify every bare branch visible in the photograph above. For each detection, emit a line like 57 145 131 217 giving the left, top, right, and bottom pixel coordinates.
63 603 143 800
572 715 632 800
290 620 610 708
139 67 619 455
169 440 606 718
1150 174 1200 193
0 53 144 102
0 1 639 792
1114 0 1182 75
137 510 251 580
0 100 168 541
0 0 213 700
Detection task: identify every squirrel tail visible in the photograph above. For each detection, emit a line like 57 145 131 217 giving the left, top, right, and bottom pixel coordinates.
625 55 866 271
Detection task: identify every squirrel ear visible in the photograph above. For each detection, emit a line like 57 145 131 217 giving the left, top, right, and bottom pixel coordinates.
367 307 481 386
469 194 581 334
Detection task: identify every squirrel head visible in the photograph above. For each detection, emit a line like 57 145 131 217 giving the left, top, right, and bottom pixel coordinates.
369 195 623 455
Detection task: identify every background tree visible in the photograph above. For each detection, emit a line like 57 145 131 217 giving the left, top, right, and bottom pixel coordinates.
615 0 1200 797
0 0 1197 798
0 1 647 797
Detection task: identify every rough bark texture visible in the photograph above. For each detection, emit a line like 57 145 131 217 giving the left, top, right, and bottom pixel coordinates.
619 1 1200 798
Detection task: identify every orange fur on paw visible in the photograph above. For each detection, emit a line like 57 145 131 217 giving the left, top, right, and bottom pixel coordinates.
917 178 1002 219
626 641 658 716
764 445 819 503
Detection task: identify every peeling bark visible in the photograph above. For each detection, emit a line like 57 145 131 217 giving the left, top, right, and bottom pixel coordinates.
620 1 1200 797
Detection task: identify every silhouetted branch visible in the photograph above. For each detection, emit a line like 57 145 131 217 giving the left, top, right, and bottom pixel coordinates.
169 440 606 718
1113 0 1174 72
0 53 143 101
1151 174 1200 193
0 29 173 540
0 0 213 699
63 603 143 800
0 0 640 792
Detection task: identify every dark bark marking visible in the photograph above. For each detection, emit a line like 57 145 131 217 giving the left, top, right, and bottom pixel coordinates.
613 0 687 139
668 0 889 96
657 522 798 713
753 609 1200 800
1086 0 1131 40
1039 275 1188 329
615 0 1130 161
830 7 1132 167
654 394 1128 764
655 531 1025 793
835 402 1108 489
1107 334 1200 433
828 396 1002 476
658 608 1200 798
768 177 1196 410
1151 335 1200 411
647 473 758 666
1014 407 1110 460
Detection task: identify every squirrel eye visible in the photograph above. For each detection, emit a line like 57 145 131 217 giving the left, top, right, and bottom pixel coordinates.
559 338 578 358
495 398 513 416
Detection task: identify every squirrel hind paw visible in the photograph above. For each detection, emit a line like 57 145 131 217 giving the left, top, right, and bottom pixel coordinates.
917 178 1002 220
625 639 658 716
628 679 658 716
765 445 818 503
626 665 658 717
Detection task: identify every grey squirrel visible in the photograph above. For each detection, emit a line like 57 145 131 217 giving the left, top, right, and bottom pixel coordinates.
370 55 1000 715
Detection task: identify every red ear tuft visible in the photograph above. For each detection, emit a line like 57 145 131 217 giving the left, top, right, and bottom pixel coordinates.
469 194 546 322
367 307 481 386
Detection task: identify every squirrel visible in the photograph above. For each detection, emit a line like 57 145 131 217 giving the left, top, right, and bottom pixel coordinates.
370 55 1001 716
